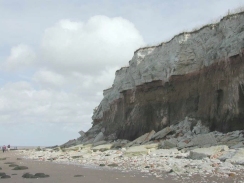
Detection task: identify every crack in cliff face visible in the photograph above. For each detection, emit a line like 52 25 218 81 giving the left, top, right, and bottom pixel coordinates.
91 12 244 141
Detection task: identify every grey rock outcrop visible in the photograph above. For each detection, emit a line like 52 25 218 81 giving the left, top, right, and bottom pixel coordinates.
93 132 105 143
78 11 244 144
192 133 217 147
127 130 155 146
151 127 172 140
78 130 85 137
162 138 178 149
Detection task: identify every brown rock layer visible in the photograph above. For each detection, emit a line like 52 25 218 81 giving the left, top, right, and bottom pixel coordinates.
100 50 244 140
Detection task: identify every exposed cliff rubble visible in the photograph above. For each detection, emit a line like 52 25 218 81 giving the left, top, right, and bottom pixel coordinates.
23 127 244 181
80 12 244 144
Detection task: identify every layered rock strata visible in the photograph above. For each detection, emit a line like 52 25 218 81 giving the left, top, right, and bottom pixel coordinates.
88 12 244 142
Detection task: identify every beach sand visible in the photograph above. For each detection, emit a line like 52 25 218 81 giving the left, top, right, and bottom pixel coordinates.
0 151 242 183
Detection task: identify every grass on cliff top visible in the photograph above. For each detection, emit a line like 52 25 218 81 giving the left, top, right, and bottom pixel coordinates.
135 6 244 53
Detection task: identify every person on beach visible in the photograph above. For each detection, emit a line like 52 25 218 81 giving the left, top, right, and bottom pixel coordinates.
7 144 10 152
2 145 6 153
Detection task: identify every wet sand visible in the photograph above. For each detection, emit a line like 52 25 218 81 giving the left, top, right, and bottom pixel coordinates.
0 151 243 183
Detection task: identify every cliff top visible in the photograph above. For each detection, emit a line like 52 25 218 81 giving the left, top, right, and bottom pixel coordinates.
134 9 244 54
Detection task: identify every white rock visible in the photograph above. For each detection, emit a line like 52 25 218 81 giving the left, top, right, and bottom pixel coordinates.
226 148 244 165
189 145 228 159
91 144 113 151
218 149 236 161
124 146 148 156
152 148 179 157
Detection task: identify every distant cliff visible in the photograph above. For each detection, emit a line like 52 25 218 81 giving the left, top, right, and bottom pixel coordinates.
81 12 244 143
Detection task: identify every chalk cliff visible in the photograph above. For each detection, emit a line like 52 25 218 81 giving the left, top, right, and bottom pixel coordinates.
84 12 244 142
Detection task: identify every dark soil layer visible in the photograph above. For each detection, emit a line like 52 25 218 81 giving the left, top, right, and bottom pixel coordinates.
96 50 244 140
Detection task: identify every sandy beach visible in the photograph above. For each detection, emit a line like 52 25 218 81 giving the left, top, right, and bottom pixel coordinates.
0 151 170 183
0 150 243 183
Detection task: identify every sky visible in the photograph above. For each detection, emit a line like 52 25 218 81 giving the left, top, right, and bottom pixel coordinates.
0 0 244 146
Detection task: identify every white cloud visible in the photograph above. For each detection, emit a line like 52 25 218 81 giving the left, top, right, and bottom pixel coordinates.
40 16 145 75
0 16 144 143
94 66 119 88
33 70 66 89
0 81 94 127
3 44 36 70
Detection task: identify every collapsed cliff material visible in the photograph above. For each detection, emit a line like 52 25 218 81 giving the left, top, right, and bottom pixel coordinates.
88 12 244 142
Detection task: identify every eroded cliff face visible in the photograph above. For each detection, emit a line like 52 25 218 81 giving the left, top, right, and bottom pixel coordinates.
91 12 244 141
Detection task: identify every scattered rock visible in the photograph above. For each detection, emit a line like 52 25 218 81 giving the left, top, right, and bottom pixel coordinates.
151 127 172 140
18 125 244 180
112 139 130 149
192 121 209 135
218 149 236 161
226 148 244 165
124 146 148 156
192 133 217 147
34 173 50 178
92 144 113 151
162 138 178 149
177 140 194 149
229 172 236 177
130 130 156 146
230 142 244 149
108 163 118 167
22 173 36 178
152 149 179 157
0 172 6 176
13 166 28 170
189 145 228 159
22 173 49 178
74 175 84 177
72 156 82 159
9 164 18 167
93 140 107 147
1 175 10 179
